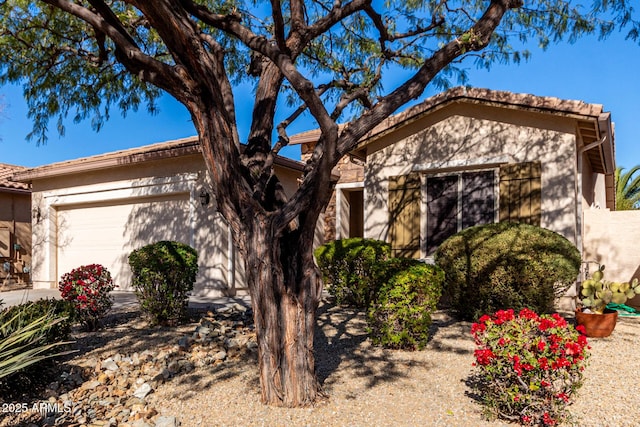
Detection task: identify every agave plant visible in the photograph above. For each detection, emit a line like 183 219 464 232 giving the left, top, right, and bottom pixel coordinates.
0 302 74 380
580 266 640 314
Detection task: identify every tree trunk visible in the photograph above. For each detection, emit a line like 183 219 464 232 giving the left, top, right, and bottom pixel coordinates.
244 213 324 406
194 105 327 407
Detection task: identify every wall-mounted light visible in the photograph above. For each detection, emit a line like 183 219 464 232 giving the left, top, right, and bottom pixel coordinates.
199 189 211 207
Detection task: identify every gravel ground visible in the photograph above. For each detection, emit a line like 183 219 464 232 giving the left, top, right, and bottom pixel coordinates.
4 299 639 427
146 302 639 427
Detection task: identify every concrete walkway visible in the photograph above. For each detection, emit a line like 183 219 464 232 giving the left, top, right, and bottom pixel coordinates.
0 288 251 311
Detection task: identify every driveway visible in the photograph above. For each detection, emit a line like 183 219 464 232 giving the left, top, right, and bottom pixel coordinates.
0 288 251 311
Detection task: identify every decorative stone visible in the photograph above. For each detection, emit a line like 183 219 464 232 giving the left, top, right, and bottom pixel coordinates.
81 380 102 391
102 359 120 371
133 383 153 400
154 416 180 427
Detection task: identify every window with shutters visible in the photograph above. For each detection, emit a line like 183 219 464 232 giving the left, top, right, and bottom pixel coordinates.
425 170 496 255
388 162 541 258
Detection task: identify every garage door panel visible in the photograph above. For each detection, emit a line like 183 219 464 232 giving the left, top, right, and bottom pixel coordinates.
57 194 191 290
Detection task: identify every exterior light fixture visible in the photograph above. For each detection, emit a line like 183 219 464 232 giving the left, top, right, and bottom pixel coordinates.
199 189 211 207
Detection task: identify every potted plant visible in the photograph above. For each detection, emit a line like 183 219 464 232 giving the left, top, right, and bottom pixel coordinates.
576 266 640 337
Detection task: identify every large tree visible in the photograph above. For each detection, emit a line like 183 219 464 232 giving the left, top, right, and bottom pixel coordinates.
0 0 637 407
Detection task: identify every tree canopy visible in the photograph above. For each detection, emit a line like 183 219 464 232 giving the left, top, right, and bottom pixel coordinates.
616 165 640 210
1 1 637 146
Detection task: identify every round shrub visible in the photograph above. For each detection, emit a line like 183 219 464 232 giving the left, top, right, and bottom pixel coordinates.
367 261 444 350
59 263 115 330
471 308 589 425
314 238 391 308
128 241 198 325
435 222 581 321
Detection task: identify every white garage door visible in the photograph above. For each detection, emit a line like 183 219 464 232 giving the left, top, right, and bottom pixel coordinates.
56 193 192 290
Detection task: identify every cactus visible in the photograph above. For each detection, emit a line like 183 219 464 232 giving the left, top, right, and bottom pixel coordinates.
580 266 640 314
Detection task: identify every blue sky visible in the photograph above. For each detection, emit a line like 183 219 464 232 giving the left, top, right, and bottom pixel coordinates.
0 29 638 170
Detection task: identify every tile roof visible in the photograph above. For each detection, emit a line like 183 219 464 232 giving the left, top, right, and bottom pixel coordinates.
288 86 606 145
0 163 30 192
12 136 304 183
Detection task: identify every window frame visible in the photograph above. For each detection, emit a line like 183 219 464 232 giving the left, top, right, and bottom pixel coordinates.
420 168 499 258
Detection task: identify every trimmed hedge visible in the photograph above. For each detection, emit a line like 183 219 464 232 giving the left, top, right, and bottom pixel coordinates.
367 261 444 350
128 241 198 325
314 238 391 308
434 222 581 321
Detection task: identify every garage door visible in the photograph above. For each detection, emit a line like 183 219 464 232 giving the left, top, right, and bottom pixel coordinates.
56 193 191 290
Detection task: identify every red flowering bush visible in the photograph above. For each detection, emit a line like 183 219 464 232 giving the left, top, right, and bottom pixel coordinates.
58 264 116 330
471 308 590 426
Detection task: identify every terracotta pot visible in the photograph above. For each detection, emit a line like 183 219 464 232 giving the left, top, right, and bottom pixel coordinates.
575 308 618 338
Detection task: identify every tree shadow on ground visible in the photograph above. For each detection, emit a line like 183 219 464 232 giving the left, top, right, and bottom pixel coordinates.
313 297 474 391
43 296 480 405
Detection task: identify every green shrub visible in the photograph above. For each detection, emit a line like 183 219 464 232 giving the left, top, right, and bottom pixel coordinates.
128 240 198 325
1 298 75 344
434 222 581 321
367 261 444 350
314 238 391 308
0 300 74 380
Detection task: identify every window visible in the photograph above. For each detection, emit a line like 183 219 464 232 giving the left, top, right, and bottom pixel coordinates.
425 170 496 255
388 162 541 258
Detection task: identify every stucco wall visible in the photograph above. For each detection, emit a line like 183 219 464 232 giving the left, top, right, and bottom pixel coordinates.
583 208 640 309
29 154 299 297
364 103 579 254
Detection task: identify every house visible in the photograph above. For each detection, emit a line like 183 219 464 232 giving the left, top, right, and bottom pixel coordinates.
292 87 623 307
0 163 32 289
12 137 304 297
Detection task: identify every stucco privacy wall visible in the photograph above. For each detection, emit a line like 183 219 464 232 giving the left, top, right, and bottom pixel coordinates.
363 102 579 252
583 208 640 309
29 153 242 296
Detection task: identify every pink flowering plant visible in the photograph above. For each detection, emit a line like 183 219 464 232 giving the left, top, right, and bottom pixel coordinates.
58 264 116 331
471 308 590 426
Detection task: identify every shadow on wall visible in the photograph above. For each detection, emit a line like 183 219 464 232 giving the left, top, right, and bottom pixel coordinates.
583 209 640 309
364 109 578 252
121 186 235 296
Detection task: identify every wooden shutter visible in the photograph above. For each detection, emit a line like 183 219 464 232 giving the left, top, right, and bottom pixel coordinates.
388 173 421 258
499 162 541 226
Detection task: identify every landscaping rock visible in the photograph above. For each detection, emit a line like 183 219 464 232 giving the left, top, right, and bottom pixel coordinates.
31 303 254 426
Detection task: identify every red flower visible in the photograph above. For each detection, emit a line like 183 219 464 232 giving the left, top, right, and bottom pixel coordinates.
538 357 549 370
493 309 514 325
471 322 486 335
551 357 571 370
551 313 567 327
474 348 495 366
519 308 539 320
538 318 555 331
543 412 557 426
478 314 491 324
